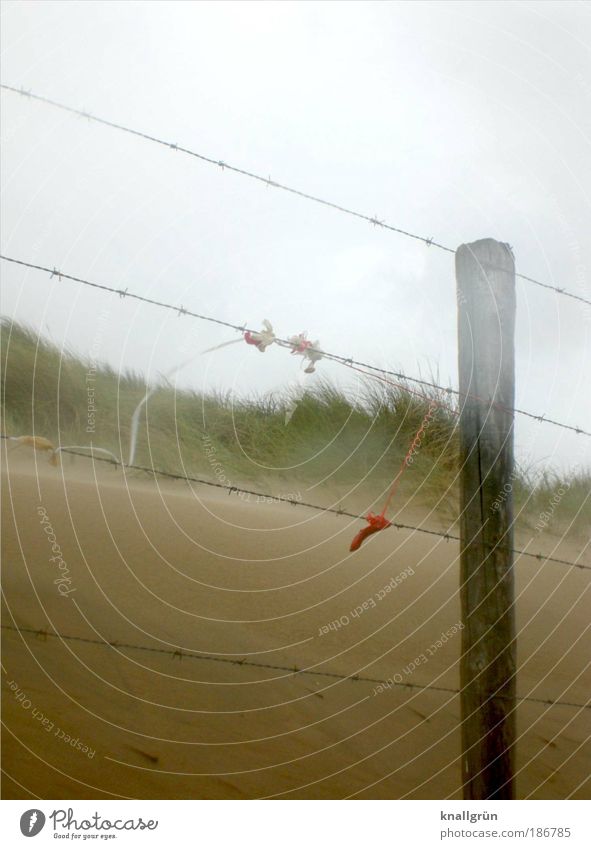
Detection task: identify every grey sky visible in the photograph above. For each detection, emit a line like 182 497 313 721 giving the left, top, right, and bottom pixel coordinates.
1 0 590 473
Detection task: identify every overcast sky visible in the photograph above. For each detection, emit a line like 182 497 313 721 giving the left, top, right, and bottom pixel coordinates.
1 0 590 473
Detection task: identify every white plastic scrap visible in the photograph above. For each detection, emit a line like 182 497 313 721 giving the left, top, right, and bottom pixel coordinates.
245 319 276 352
287 332 324 373
303 341 323 373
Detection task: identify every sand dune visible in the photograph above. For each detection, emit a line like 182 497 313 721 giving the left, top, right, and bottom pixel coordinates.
2 449 590 799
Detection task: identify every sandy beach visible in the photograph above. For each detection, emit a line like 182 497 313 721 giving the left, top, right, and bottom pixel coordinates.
2 448 590 800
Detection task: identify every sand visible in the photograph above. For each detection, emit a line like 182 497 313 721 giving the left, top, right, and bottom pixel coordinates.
2 448 590 799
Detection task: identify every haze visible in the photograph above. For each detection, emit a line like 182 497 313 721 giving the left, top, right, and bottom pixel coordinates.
1 0 590 473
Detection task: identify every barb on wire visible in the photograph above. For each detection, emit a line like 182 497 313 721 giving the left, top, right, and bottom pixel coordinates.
2 83 589 308
2 624 588 710
0 84 451 253
2 253 589 438
2 434 587 571
1 254 243 333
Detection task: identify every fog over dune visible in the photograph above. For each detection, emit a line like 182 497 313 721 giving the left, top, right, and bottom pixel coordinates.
2 2 590 814
1 0 590 474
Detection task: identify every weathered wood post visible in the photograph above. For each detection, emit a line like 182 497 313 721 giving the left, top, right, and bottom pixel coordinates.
456 238 517 800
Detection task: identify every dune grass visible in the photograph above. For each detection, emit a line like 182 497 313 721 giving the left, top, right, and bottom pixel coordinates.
1 319 589 538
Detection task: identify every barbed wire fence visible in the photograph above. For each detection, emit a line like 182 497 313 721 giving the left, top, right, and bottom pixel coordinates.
1 83 590 750
1 83 590 309
2 624 589 711
1 86 589 567
1 436 588 572
2 255 589 438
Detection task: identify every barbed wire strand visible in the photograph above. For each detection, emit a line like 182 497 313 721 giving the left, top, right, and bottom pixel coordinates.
2 624 588 711
2 254 589 438
2 83 590 309
2 436 587 571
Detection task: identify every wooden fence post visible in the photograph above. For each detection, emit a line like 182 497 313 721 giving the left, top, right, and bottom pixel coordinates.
456 238 517 800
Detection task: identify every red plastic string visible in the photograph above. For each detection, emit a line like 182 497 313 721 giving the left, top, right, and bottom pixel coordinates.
291 338 312 355
244 330 259 347
349 512 392 551
348 384 439 551
379 399 438 518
